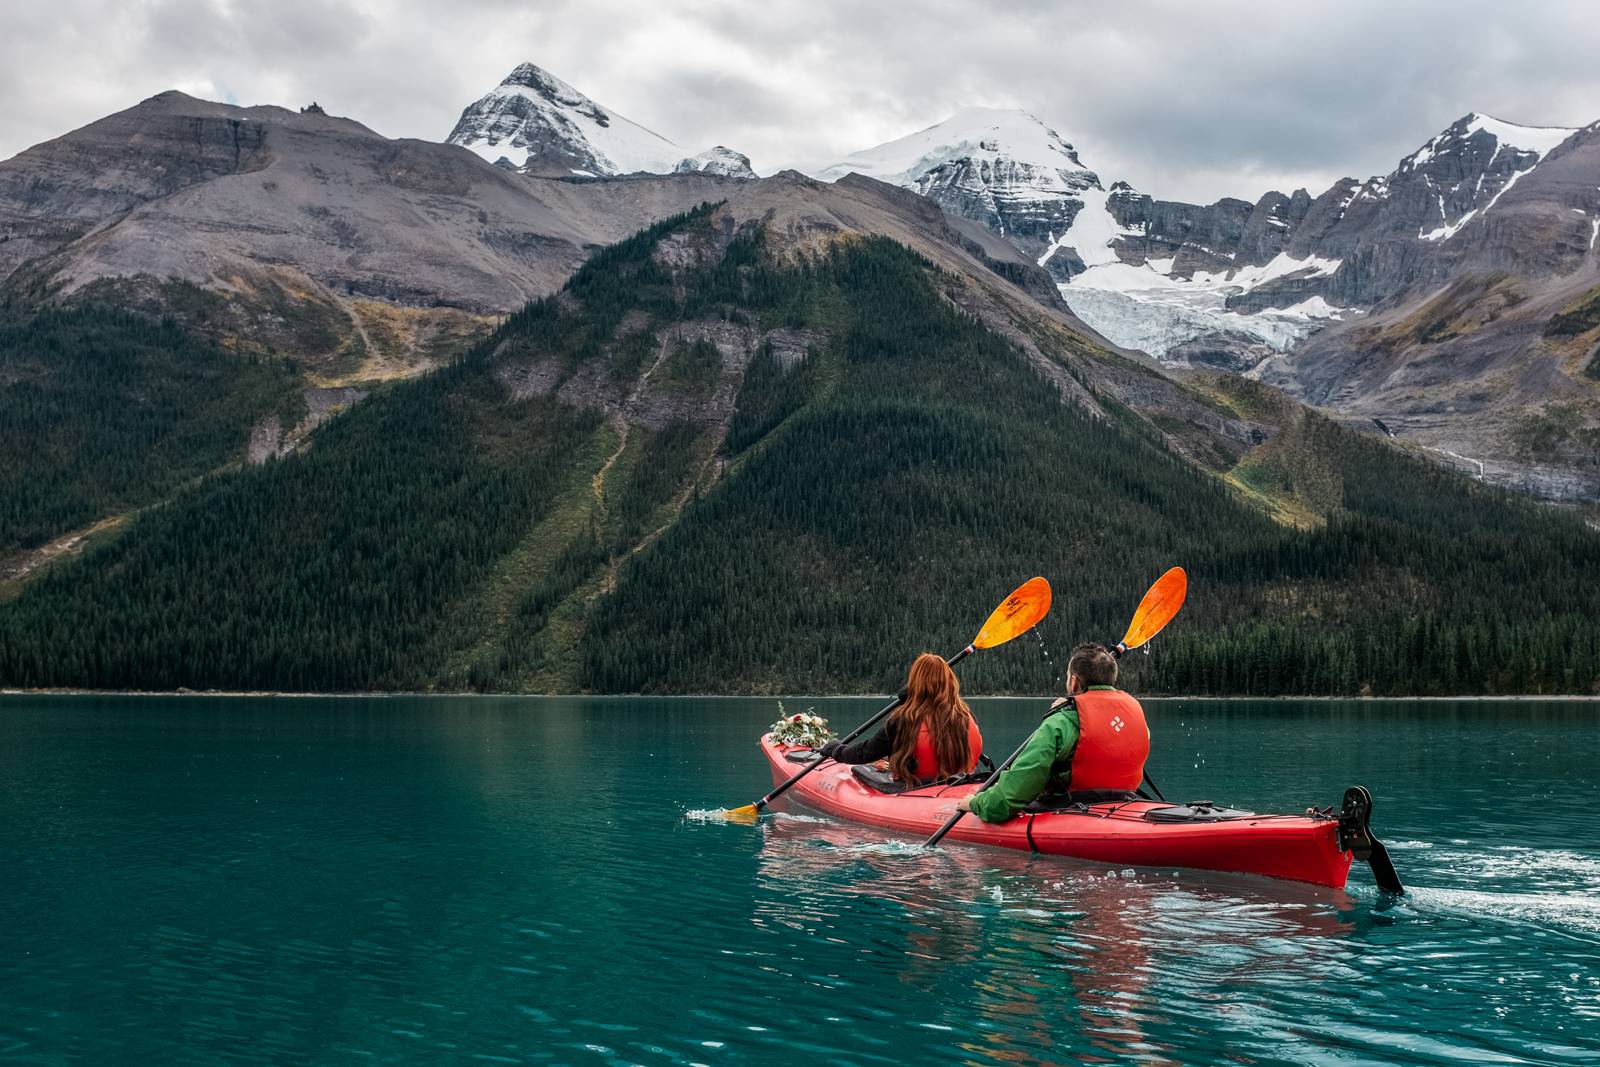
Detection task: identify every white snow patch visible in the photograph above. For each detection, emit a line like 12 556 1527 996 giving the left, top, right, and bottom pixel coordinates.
1039 188 1138 269
1406 137 1440 170
1278 295 1350 320
1464 113 1577 157
1066 260 1178 293
464 142 531 169
1591 218 1599 252
1227 251 1341 288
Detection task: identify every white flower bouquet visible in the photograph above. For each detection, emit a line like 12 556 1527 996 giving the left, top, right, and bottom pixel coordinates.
767 702 836 749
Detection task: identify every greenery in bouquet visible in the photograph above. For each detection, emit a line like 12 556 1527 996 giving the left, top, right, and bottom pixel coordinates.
768 703 837 749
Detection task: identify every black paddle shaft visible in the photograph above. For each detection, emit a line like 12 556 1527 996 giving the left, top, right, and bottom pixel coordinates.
749 645 975 814
924 728 1034 847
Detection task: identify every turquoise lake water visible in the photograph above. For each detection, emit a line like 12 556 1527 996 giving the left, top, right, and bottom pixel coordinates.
1 695 1597 1065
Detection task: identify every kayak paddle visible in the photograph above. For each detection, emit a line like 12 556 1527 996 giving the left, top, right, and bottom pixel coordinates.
1111 565 1188 803
723 576 1052 822
924 566 1188 847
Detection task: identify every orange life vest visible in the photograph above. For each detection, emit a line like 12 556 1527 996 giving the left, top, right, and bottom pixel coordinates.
1067 689 1149 792
910 715 984 780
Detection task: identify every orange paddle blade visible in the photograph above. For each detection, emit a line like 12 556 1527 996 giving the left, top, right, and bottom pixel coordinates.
972 577 1052 650
1120 567 1187 650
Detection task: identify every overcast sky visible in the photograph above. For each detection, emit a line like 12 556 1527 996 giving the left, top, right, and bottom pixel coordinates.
4 0 1599 203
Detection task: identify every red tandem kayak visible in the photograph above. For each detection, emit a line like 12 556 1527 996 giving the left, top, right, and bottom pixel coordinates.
760 735 1398 890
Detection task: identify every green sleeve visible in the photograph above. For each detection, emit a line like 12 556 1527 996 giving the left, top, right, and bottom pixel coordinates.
968 711 1079 823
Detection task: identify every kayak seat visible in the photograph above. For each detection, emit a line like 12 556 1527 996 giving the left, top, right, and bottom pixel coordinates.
852 752 997 795
851 764 927 794
1142 802 1256 822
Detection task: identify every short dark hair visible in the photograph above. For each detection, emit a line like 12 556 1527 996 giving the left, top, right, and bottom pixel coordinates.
1067 642 1118 687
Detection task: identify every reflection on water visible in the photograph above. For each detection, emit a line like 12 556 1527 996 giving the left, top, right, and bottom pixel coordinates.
0 694 1596 1064
757 814 1361 1065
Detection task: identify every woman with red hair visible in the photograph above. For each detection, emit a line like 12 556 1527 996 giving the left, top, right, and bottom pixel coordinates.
819 653 985 784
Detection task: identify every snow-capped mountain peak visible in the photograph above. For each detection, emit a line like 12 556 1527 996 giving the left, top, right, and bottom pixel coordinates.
446 62 682 176
811 107 1094 187
1401 112 1578 173
1459 112 1579 156
806 107 1112 277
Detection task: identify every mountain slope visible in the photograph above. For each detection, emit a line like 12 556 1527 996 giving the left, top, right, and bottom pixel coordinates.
0 309 301 563
3 193 1597 696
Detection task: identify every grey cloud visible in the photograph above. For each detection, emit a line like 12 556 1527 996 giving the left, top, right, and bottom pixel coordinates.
1 0 1597 204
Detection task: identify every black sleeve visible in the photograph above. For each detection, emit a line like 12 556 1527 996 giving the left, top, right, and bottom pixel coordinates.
829 718 901 765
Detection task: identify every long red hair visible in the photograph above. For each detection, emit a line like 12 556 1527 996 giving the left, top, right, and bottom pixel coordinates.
888 652 975 781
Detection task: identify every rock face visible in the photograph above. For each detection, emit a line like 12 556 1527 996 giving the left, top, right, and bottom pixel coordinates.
446 63 756 180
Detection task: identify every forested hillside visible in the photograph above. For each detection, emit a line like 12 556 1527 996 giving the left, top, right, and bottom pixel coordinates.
2 206 1598 695
0 309 300 552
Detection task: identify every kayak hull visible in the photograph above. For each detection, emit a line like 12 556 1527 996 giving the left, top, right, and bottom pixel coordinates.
760 736 1354 889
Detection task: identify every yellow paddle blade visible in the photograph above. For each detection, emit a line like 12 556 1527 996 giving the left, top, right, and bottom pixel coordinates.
1120 567 1187 650
723 804 760 823
972 576 1053 650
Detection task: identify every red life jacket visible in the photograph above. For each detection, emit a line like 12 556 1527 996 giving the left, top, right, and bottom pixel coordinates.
910 715 984 781
1067 689 1149 792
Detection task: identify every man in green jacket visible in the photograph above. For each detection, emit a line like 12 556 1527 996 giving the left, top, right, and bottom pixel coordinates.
956 642 1151 823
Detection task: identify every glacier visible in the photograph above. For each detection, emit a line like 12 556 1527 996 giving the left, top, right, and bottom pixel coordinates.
1059 255 1350 363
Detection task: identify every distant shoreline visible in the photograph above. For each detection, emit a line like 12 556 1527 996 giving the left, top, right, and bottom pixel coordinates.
3 688 1598 702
